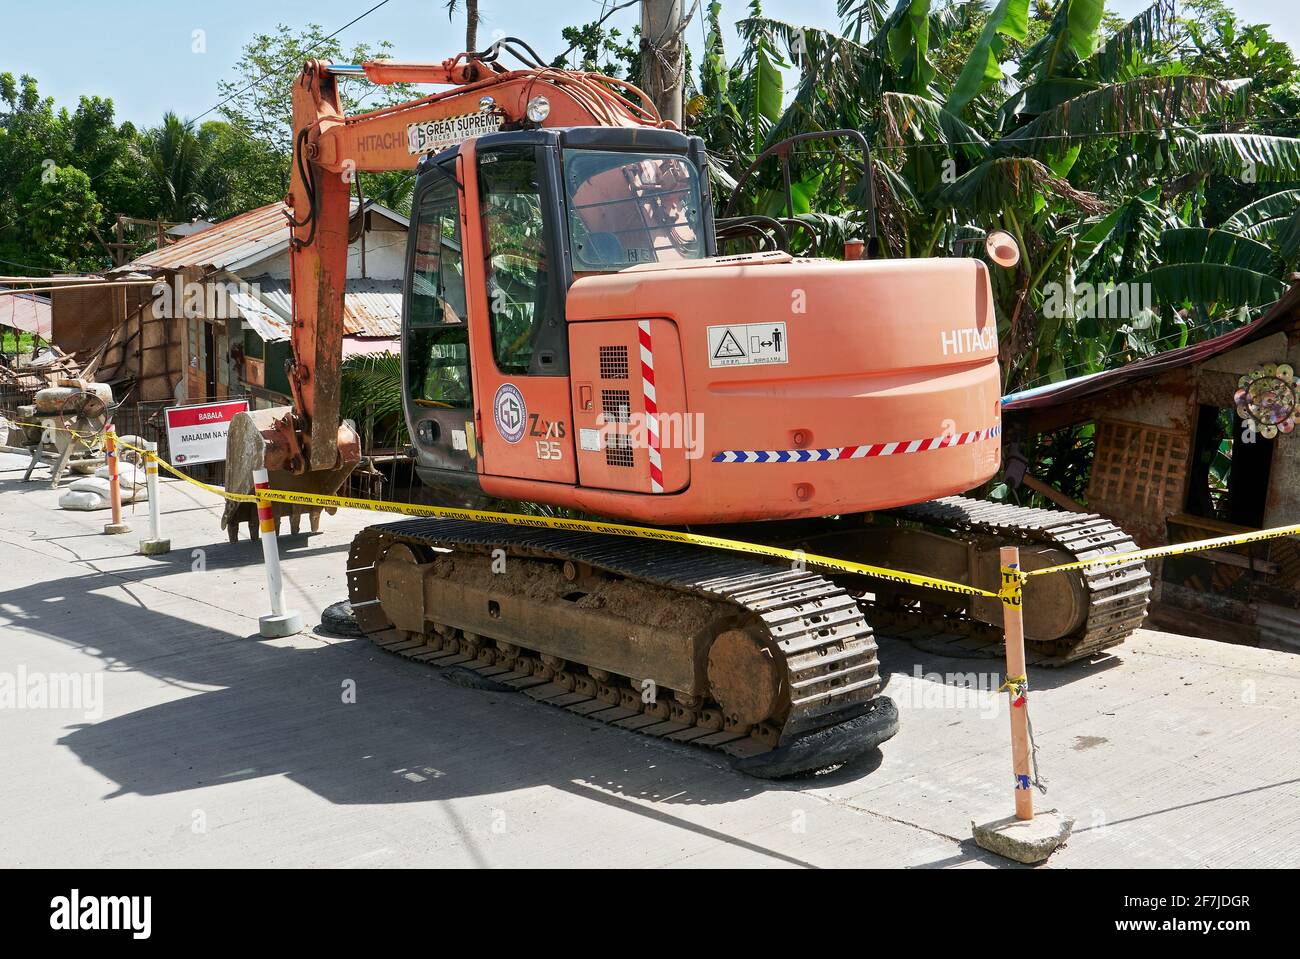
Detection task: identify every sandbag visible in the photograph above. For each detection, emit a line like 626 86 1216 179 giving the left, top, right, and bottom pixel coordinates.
95 462 145 489
59 488 109 511
60 475 147 509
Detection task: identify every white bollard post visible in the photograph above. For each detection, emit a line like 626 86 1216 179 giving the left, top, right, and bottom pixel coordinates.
253 467 302 637
138 440 170 555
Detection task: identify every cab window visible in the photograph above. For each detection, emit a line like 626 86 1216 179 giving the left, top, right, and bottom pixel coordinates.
563 149 705 271
406 175 472 408
479 147 552 376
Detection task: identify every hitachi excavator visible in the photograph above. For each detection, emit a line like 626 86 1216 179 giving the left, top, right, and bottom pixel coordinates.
223 41 1150 776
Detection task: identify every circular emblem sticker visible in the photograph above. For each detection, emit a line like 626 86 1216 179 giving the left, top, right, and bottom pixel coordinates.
493 383 527 444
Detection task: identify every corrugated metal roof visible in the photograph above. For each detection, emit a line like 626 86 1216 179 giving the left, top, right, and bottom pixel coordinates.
245 277 402 340
112 200 408 275
0 287 52 338
113 203 292 273
256 277 402 338
1003 282 1300 413
229 284 291 342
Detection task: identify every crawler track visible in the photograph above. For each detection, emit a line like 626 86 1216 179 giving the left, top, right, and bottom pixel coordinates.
876 497 1152 664
347 519 898 777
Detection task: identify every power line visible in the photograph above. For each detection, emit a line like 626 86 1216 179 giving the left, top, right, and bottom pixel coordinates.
191 0 393 128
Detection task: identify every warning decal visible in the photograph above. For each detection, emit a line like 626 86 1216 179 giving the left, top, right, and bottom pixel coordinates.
707 322 789 368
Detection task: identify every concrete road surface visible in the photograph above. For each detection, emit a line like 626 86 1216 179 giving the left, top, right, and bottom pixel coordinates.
2 450 1298 868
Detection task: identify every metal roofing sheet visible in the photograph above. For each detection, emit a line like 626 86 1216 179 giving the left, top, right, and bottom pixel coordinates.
1002 282 1300 413
113 203 292 273
0 287 53 338
229 285 291 343
249 277 403 339
111 199 406 275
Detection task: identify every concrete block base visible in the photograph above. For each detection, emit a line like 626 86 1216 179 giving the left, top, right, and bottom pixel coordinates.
972 809 1074 864
138 538 171 555
103 522 132 535
259 610 304 638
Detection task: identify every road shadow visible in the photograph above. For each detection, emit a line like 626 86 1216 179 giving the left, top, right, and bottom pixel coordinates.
5 569 899 836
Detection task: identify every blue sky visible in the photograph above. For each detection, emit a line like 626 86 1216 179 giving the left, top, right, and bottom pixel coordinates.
1 0 1296 129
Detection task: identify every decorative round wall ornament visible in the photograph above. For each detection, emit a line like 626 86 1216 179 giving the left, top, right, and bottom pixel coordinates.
1234 362 1298 439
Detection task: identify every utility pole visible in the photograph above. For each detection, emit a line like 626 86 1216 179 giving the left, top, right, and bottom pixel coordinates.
640 0 685 127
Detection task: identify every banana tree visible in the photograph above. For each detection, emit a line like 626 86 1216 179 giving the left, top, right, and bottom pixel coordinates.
709 0 1300 394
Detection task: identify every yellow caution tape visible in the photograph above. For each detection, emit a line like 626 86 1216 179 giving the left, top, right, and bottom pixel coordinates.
1025 523 1300 577
17 419 1300 594
149 448 259 503
100 435 992 597
998 564 1026 607
254 484 999 597
7 418 104 445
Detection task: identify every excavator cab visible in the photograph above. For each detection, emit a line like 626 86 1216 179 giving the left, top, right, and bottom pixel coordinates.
402 127 715 499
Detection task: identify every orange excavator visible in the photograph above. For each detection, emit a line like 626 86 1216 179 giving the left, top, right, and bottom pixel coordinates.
224 41 1150 776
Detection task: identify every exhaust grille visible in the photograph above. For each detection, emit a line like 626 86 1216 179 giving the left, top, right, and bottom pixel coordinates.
601 389 634 467
599 345 629 380
601 389 631 423
605 434 634 468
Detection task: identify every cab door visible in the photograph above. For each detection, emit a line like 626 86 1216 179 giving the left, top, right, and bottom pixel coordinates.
402 164 478 476
462 139 576 484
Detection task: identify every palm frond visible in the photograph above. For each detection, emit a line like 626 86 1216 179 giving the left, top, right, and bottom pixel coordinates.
928 156 1102 215
1139 263 1285 308
998 76 1244 157
1017 0 1106 83
1085 0 1171 83
1176 133 1300 183
1221 189 1300 245
880 92 989 155
946 0 1029 113
1157 227 1282 277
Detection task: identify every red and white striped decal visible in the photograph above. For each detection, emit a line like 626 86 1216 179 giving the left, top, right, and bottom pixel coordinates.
254 474 276 535
637 320 663 493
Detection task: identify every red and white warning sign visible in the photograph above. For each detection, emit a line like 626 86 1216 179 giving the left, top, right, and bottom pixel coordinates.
164 399 249 465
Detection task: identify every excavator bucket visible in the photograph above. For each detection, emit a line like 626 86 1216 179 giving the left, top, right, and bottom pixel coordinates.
221 407 360 541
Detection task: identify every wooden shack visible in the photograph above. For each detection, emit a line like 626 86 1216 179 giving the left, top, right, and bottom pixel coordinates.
1003 281 1300 647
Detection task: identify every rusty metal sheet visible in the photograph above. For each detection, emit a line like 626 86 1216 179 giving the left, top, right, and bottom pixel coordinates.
1002 282 1300 414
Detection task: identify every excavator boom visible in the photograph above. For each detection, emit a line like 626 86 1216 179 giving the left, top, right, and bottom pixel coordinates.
222 51 670 541
283 55 666 473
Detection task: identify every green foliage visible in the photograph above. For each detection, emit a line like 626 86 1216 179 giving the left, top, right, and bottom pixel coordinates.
340 352 408 449
7 164 103 272
947 0 1029 112
554 20 639 77
216 23 414 155
0 21 419 275
137 113 228 222
695 0 1300 398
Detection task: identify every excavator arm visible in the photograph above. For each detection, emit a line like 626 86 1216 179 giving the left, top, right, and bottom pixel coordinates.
279 54 666 473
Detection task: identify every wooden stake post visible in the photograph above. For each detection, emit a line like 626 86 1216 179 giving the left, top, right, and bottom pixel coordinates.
1000 545 1033 821
102 426 130 535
